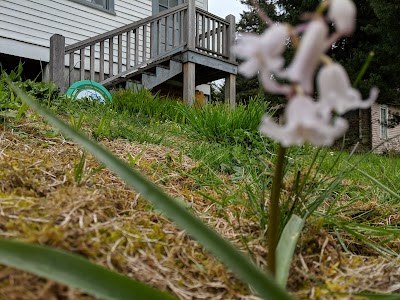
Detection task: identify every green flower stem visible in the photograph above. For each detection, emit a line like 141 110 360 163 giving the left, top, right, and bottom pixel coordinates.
267 145 286 275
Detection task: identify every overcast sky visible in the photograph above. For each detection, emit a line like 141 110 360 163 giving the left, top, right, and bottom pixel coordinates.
208 0 248 20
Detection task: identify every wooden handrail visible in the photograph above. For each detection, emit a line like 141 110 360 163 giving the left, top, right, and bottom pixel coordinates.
194 7 233 59
65 3 188 53
195 7 230 25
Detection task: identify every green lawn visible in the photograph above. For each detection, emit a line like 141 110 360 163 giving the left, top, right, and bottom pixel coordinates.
1 73 399 299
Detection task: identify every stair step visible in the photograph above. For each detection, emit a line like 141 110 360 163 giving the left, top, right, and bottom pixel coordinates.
142 59 182 89
101 46 186 88
156 64 171 70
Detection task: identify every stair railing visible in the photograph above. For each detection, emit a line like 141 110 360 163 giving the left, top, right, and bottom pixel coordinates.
48 0 235 92
194 8 235 62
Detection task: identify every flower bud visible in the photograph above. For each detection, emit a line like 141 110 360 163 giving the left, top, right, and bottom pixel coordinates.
260 95 348 146
233 24 290 94
281 19 328 94
317 62 378 115
328 0 357 36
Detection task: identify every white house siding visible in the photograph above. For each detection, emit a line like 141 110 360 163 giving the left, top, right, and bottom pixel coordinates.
0 0 209 64
196 0 207 10
0 0 153 63
371 103 400 153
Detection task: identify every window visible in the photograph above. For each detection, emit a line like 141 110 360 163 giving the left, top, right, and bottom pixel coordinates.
380 105 388 139
155 0 181 13
71 0 115 14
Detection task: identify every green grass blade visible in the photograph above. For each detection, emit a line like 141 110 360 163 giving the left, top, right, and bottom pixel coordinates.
276 215 305 287
353 292 400 300
8 82 293 299
0 239 177 300
347 162 400 202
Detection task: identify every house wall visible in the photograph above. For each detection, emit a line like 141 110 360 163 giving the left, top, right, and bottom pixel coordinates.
371 103 400 153
334 108 372 151
0 0 208 63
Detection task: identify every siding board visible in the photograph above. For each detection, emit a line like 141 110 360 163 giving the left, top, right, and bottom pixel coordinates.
0 0 209 70
371 103 400 153
0 0 153 60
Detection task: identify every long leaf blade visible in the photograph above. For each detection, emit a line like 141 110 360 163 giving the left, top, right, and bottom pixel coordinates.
276 214 305 287
0 239 177 300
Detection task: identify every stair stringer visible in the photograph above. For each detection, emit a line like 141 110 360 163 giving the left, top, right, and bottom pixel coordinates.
141 59 182 89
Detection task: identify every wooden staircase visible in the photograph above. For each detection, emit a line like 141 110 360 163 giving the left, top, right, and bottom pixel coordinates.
48 0 237 106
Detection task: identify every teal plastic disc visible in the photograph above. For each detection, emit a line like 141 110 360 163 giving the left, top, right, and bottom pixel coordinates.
66 80 112 102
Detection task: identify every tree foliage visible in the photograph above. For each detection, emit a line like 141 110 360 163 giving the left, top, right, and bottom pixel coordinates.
236 0 400 105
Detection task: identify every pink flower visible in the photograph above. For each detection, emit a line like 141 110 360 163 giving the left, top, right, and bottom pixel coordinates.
328 0 357 36
260 95 348 146
233 24 290 94
281 19 328 94
317 63 378 115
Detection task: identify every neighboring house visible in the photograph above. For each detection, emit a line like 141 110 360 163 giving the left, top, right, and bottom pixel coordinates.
0 0 237 105
371 103 400 153
338 103 400 153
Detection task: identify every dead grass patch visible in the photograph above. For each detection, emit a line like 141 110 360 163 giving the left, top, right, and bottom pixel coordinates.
0 121 399 299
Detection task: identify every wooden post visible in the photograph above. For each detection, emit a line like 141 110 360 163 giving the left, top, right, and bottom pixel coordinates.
225 14 236 63
186 0 196 50
225 73 236 108
183 61 195 106
182 0 196 105
49 34 65 93
225 14 236 107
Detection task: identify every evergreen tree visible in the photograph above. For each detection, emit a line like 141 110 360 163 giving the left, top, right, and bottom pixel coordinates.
235 0 400 105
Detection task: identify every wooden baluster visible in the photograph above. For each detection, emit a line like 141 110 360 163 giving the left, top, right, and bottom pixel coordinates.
90 45 95 81
80 48 85 80
134 28 139 65
222 24 227 56
201 14 205 48
109 37 114 77
143 25 147 61
207 17 210 51
69 52 74 86
212 19 215 53
157 19 162 55
216 21 221 56
165 16 169 52
118 34 122 73
126 31 131 70
195 12 199 47
172 13 176 48
180 11 184 45
150 22 155 58
100 41 105 81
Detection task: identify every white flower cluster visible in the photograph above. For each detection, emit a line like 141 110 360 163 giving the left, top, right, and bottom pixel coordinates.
233 0 378 147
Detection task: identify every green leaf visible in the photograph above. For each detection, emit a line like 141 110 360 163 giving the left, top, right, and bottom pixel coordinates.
0 239 177 300
276 214 305 287
8 82 293 299
127 150 144 166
